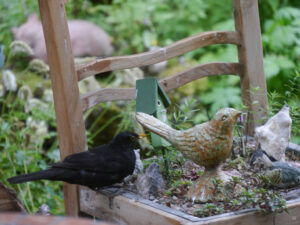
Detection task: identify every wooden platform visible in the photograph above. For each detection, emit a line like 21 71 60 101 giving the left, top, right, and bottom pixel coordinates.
80 187 300 225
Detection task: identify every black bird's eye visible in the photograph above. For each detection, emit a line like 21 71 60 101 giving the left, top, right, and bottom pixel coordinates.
130 135 137 141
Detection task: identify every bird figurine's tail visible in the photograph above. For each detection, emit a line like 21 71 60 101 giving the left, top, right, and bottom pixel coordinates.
136 112 180 145
8 169 58 184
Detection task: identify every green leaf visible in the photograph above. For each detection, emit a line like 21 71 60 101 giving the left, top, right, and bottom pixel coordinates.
201 86 241 115
16 150 25 165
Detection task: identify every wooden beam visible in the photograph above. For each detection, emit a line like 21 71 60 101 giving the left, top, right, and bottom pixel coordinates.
80 187 300 225
80 62 242 111
159 62 242 92
76 31 241 80
38 0 86 217
233 0 268 136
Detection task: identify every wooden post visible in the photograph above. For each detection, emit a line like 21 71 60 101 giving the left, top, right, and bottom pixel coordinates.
38 0 87 217
233 0 268 136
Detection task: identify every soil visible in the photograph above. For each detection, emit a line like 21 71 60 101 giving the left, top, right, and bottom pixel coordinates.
125 140 300 218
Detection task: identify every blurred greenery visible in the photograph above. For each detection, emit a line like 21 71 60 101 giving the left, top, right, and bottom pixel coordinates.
0 0 299 215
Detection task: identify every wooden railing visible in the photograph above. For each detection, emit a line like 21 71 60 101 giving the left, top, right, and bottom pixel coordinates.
76 31 240 80
80 62 243 111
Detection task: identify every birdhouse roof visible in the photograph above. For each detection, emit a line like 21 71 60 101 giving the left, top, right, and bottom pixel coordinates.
157 81 171 107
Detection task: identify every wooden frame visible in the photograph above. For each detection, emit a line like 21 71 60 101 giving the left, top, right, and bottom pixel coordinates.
38 0 87 216
37 0 274 219
80 187 300 225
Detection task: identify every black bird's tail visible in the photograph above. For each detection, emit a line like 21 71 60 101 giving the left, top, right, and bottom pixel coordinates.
7 169 56 184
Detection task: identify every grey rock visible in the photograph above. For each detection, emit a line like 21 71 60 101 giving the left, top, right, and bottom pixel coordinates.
251 146 300 188
255 105 292 161
284 189 300 200
286 143 300 156
36 204 50 216
135 162 165 198
265 161 300 188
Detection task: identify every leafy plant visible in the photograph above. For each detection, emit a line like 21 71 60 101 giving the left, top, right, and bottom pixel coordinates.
0 95 63 214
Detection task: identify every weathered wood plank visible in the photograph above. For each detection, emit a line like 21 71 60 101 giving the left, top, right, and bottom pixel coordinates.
76 31 241 81
80 62 242 111
38 0 87 217
80 88 136 111
80 187 300 225
80 187 187 225
0 183 25 212
160 62 242 92
233 0 268 136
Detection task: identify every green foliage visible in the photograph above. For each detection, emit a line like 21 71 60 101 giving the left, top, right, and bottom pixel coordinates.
0 95 63 214
0 0 299 217
261 5 300 94
194 176 287 218
0 0 38 55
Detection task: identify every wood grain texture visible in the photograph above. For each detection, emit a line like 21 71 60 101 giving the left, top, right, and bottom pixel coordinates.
233 0 268 136
0 213 114 225
160 62 242 92
76 31 241 81
38 0 87 217
80 187 300 225
80 62 242 111
0 183 25 212
80 187 187 225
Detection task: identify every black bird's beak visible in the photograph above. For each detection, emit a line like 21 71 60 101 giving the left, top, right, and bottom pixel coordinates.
138 133 147 139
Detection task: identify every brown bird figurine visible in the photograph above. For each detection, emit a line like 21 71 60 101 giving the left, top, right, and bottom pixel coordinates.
136 108 241 201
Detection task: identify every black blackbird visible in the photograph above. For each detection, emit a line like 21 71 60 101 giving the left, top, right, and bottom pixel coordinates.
8 131 143 190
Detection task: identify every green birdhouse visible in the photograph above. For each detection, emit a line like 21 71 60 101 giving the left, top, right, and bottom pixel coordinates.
136 77 171 147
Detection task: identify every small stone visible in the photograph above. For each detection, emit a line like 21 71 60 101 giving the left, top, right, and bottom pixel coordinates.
284 189 300 201
36 204 50 216
135 162 165 198
149 195 155 201
255 105 292 161
172 195 178 201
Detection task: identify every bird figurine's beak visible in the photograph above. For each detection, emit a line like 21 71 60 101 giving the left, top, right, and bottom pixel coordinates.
138 133 147 139
234 111 242 120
